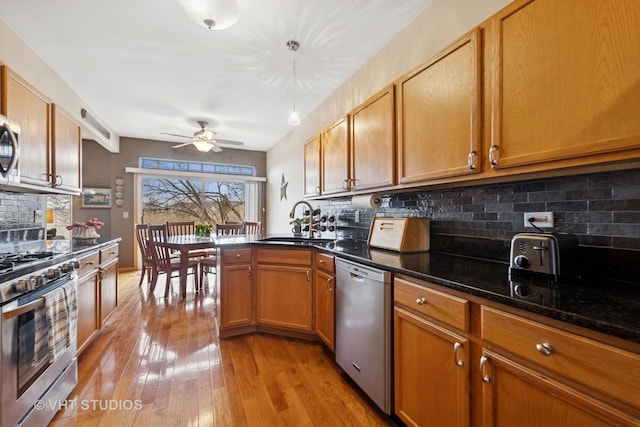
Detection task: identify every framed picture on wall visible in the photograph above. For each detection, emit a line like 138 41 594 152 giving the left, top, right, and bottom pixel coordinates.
81 188 112 208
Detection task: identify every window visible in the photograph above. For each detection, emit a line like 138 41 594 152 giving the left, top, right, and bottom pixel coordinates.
130 157 264 226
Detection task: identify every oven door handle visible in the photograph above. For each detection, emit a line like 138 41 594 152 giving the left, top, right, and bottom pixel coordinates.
2 298 44 320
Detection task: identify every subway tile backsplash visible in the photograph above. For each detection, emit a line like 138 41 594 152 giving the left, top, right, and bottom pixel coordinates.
320 168 640 251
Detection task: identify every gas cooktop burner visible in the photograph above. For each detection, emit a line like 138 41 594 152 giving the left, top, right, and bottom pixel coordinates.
0 252 55 274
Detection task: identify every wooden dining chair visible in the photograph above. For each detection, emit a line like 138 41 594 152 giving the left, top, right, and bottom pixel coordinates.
147 224 200 297
199 252 217 290
216 223 245 235
166 221 195 236
243 221 262 234
166 220 210 258
134 223 153 287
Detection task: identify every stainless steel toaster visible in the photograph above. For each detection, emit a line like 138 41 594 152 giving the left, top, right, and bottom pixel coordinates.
510 232 579 278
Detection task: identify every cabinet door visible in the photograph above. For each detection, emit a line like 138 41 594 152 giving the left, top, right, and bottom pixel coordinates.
314 269 335 350
256 265 312 331
397 28 481 183
51 104 81 192
480 350 638 427
77 272 99 354
489 0 640 171
99 259 118 325
219 263 253 329
1 66 51 186
394 307 470 427
350 84 396 190
321 116 350 194
303 134 321 197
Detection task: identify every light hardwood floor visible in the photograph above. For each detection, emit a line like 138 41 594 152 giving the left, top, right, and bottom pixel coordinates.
51 271 395 426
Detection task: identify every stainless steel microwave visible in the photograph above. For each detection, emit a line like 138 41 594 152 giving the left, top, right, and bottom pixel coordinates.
0 114 20 185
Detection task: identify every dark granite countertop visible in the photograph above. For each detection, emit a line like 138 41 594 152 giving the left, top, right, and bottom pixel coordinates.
216 235 640 345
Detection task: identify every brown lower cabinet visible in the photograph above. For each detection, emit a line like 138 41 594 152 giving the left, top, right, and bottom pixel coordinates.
314 252 335 351
255 248 313 332
394 274 640 427
76 243 119 355
76 251 100 354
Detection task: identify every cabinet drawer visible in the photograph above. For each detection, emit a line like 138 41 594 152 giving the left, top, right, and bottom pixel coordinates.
394 278 469 332
315 252 335 273
256 248 312 266
481 306 640 409
99 244 119 264
77 251 100 278
222 248 252 264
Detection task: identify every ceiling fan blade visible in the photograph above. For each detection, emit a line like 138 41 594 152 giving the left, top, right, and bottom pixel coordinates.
215 138 244 146
161 132 192 139
171 142 193 148
211 144 223 153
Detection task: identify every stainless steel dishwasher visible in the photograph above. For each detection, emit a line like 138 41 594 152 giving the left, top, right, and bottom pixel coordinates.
335 257 392 414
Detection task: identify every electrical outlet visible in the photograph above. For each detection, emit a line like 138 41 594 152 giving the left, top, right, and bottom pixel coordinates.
524 211 554 228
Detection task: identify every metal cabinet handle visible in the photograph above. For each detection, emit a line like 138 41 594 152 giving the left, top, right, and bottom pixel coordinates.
236 253 241 258
326 277 333 292
536 342 554 357
489 145 499 166
84 261 95 266
453 342 464 367
350 178 356 189
416 297 427 305
479 356 491 383
318 259 325 264
306 270 310 281
315 185 321 194
467 150 477 170
247 266 252 276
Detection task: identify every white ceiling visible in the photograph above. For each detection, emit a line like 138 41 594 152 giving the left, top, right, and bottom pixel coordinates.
0 0 433 152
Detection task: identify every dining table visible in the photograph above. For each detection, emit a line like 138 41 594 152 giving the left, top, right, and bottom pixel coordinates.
160 234 218 298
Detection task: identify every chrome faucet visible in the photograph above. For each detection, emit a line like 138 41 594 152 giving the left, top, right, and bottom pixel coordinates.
289 200 315 238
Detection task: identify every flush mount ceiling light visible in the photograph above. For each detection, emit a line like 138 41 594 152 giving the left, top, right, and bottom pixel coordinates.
287 40 301 127
177 0 240 30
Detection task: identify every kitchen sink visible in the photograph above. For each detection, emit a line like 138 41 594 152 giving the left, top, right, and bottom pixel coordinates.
257 236 336 244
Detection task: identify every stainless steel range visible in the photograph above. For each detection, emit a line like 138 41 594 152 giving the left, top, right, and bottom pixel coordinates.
0 249 79 427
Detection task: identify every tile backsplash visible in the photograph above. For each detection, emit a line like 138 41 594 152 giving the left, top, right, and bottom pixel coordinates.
320 168 640 251
0 191 45 229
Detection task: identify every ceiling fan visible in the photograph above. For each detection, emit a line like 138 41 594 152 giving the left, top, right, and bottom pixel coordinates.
161 120 244 152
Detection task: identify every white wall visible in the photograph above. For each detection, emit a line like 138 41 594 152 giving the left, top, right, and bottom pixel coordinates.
265 0 512 233
0 20 119 152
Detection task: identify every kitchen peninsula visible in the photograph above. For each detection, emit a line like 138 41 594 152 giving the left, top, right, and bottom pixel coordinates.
213 234 640 426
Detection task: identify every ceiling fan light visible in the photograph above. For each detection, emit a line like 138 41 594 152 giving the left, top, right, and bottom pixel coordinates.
193 140 214 152
177 0 240 30
288 111 300 127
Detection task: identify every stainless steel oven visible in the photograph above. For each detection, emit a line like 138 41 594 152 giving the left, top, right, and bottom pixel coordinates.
0 256 79 427
0 114 20 186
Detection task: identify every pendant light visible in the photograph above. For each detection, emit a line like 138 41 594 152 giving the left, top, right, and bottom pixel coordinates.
177 0 240 30
287 40 301 127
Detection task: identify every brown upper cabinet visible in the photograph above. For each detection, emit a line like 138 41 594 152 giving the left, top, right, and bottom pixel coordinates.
321 115 350 195
350 84 396 191
1 66 51 187
397 28 482 184
52 104 82 193
303 134 321 197
488 0 640 172
1 66 82 194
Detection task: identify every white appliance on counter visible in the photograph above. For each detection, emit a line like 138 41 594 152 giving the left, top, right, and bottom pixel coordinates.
335 257 392 414
0 114 20 186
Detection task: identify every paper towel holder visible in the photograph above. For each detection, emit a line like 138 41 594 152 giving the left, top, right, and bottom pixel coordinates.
351 193 382 209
